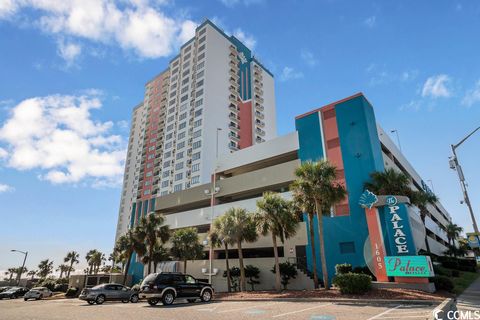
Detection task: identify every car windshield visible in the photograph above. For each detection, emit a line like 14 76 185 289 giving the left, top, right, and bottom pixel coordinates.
31 287 44 291
5 288 18 293
92 285 105 290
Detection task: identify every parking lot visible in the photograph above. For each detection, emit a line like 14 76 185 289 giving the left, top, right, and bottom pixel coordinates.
0 297 442 320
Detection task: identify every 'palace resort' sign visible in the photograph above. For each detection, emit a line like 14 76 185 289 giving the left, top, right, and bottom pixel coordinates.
384 256 434 277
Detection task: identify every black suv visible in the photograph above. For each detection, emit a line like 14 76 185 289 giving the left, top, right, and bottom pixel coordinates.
140 272 214 306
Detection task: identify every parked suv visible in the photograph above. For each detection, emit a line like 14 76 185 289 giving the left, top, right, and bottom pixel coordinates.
79 283 139 305
140 272 214 306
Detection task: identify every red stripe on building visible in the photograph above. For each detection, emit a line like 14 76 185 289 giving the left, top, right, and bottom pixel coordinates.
365 207 389 282
238 100 253 149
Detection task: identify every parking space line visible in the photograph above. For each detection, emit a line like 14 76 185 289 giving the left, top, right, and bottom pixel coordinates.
272 303 332 318
366 305 402 320
216 301 279 313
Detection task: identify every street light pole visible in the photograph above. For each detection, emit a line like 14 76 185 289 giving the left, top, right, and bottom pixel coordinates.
205 128 222 284
390 129 402 152
11 249 28 286
449 126 480 234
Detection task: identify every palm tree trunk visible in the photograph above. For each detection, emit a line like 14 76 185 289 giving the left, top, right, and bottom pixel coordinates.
308 213 319 289
420 210 431 254
224 243 232 292
272 233 281 292
237 240 246 292
154 261 158 273
60 270 64 278
148 249 152 274
184 260 187 274
123 252 132 285
67 261 73 279
315 200 329 289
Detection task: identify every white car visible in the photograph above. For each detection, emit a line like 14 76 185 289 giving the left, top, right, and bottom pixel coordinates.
24 287 53 301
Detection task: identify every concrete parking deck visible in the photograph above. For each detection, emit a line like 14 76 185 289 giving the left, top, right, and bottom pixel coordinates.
0 297 444 320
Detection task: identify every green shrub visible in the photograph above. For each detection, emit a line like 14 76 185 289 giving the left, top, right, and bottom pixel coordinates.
432 275 454 292
442 259 460 270
37 279 56 291
271 262 297 290
65 287 78 298
433 265 452 277
335 263 352 275
451 270 460 277
245 265 260 291
332 273 372 295
223 267 241 292
53 283 68 292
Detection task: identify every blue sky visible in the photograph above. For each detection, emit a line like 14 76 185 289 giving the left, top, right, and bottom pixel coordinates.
1 0 480 274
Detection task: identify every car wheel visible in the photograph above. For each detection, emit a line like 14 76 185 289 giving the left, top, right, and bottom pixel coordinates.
24 298 28 301
187 299 196 303
95 295 106 305
87 301 95 305
200 289 212 302
11 295 16 299
147 298 159 306
121 299 129 303
162 291 175 305
130 294 139 303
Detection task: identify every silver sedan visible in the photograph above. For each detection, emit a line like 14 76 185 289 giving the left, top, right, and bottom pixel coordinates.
79 284 139 305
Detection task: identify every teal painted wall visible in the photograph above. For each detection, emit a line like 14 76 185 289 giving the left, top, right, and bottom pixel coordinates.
296 95 385 285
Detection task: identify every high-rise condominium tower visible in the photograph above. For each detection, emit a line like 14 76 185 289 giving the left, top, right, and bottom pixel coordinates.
115 20 276 241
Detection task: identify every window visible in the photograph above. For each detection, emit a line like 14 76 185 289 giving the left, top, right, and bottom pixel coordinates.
339 242 356 254
191 175 200 184
167 115 174 122
173 184 183 192
175 173 183 181
196 79 204 87
146 163 153 168
147 154 155 160
164 151 171 158
162 170 170 178
165 141 172 149
146 171 153 177
198 44 206 52
193 130 202 138
176 152 184 160
169 99 176 106
180 103 188 112
199 36 206 43
196 61 205 70
167 124 174 131
166 133 173 140
197 70 204 78
161 191 168 196
195 99 203 108
143 190 150 195
169 91 176 98
182 69 190 77
179 112 187 121
182 78 189 86
177 141 185 149
194 109 202 117
198 27 206 36
168 107 175 114
192 163 200 172
181 86 189 94
193 141 201 149
179 122 186 130
161 181 169 187
178 131 186 140
175 162 184 170
180 95 188 103
163 161 170 168
194 119 202 128
192 152 201 161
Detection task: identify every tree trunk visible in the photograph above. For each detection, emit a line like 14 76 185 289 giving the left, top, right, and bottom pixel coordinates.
272 233 282 292
308 213 319 289
420 210 431 254
67 261 73 279
60 270 64 279
184 260 187 274
123 252 132 285
147 249 152 274
154 261 158 273
315 200 329 290
237 240 246 292
224 243 231 292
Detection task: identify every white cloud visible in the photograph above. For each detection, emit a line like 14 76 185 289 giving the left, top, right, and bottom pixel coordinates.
0 147 7 159
421 74 452 98
57 39 82 66
0 0 197 59
0 183 14 193
0 92 126 186
364 16 376 28
233 28 256 50
462 80 480 107
219 0 264 7
300 49 317 67
279 66 303 82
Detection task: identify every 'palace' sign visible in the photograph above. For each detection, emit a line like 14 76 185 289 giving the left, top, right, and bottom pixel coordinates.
383 196 416 256
384 256 434 277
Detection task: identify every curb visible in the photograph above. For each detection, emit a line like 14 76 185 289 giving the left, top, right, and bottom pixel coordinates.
216 297 443 305
429 297 456 320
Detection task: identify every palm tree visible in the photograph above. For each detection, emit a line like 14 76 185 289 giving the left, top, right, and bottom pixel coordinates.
255 192 298 291
85 250 105 274
446 223 463 256
37 259 54 278
115 228 146 285
170 227 204 273
222 207 258 292
56 264 70 278
142 244 170 272
5 268 16 282
211 215 235 292
85 250 96 274
27 270 36 280
64 251 79 279
136 213 170 274
364 168 413 196
410 190 439 254
14 266 28 283
290 160 346 290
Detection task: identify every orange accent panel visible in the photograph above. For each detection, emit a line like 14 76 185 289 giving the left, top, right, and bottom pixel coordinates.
365 208 389 282
238 100 253 149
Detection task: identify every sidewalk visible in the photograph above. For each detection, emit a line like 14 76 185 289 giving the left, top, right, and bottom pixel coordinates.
456 276 480 313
